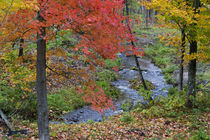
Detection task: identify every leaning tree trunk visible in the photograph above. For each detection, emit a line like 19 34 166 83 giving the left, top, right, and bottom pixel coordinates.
179 29 186 90
187 0 200 107
36 11 49 140
125 0 148 90
0 109 13 131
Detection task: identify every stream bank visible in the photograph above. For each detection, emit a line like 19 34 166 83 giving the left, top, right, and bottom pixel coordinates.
61 52 172 124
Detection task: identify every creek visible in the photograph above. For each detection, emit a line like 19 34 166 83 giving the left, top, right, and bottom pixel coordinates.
60 53 172 124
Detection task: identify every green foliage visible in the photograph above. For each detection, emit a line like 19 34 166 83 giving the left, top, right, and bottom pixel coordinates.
48 30 77 49
96 69 120 99
120 112 133 123
162 65 178 74
104 57 121 69
0 86 37 119
121 101 132 112
96 81 119 99
190 128 209 140
135 86 209 119
135 87 186 117
134 26 176 37
130 78 155 91
96 69 118 82
197 70 210 82
48 94 69 113
87 120 95 124
145 43 174 69
164 73 176 85
48 88 86 116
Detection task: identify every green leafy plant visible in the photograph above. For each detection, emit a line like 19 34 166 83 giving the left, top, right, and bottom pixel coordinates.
0 86 37 119
190 128 209 140
121 101 132 112
96 69 118 82
87 120 94 124
96 69 120 99
104 57 121 69
48 30 77 49
120 112 133 123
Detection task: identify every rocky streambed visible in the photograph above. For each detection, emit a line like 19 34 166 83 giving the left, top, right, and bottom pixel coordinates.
59 53 172 124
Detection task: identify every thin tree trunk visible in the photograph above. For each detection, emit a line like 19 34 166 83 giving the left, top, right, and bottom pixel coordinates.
18 38 24 57
36 11 49 140
146 9 149 28
125 0 148 90
179 29 185 90
149 9 154 26
0 109 13 131
142 6 146 27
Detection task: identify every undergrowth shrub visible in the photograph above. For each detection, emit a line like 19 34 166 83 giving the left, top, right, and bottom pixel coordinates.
0 86 37 119
96 69 120 99
48 88 85 116
120 112 133 123
135 87 209 118
105 57 121 69
96 69 118 81
190 128 209 140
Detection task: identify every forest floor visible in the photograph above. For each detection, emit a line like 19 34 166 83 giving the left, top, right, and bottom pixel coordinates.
1 101 209 139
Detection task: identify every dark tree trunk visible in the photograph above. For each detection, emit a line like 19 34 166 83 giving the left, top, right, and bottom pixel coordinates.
187 41 197 107
125 0 148 90
186 0 200 108
154 10 158 22
36 11 49 140
18 38 24 57
179 29 185 90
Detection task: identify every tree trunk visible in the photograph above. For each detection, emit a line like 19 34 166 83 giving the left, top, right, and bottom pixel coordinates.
125 0 148 90
146 9 149 28
0 109 13 131
36 11 49 140
186 0 200 108
149 9 154 26
18 38 24 57
141 6 146 27
179 29 185 90
187 41 197 107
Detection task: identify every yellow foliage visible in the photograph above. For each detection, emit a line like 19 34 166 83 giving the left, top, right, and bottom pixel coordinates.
140 0 209 62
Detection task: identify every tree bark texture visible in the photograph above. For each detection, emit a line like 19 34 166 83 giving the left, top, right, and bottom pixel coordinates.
187 0 200 107
187 41 197 107
36 11 49 140
18 38 24 57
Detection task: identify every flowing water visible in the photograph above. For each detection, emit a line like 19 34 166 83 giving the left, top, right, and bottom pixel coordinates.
60 53 172 124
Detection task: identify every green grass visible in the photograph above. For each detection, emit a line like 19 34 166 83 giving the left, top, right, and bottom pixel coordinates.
96 69 120 99
48 88 85 116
